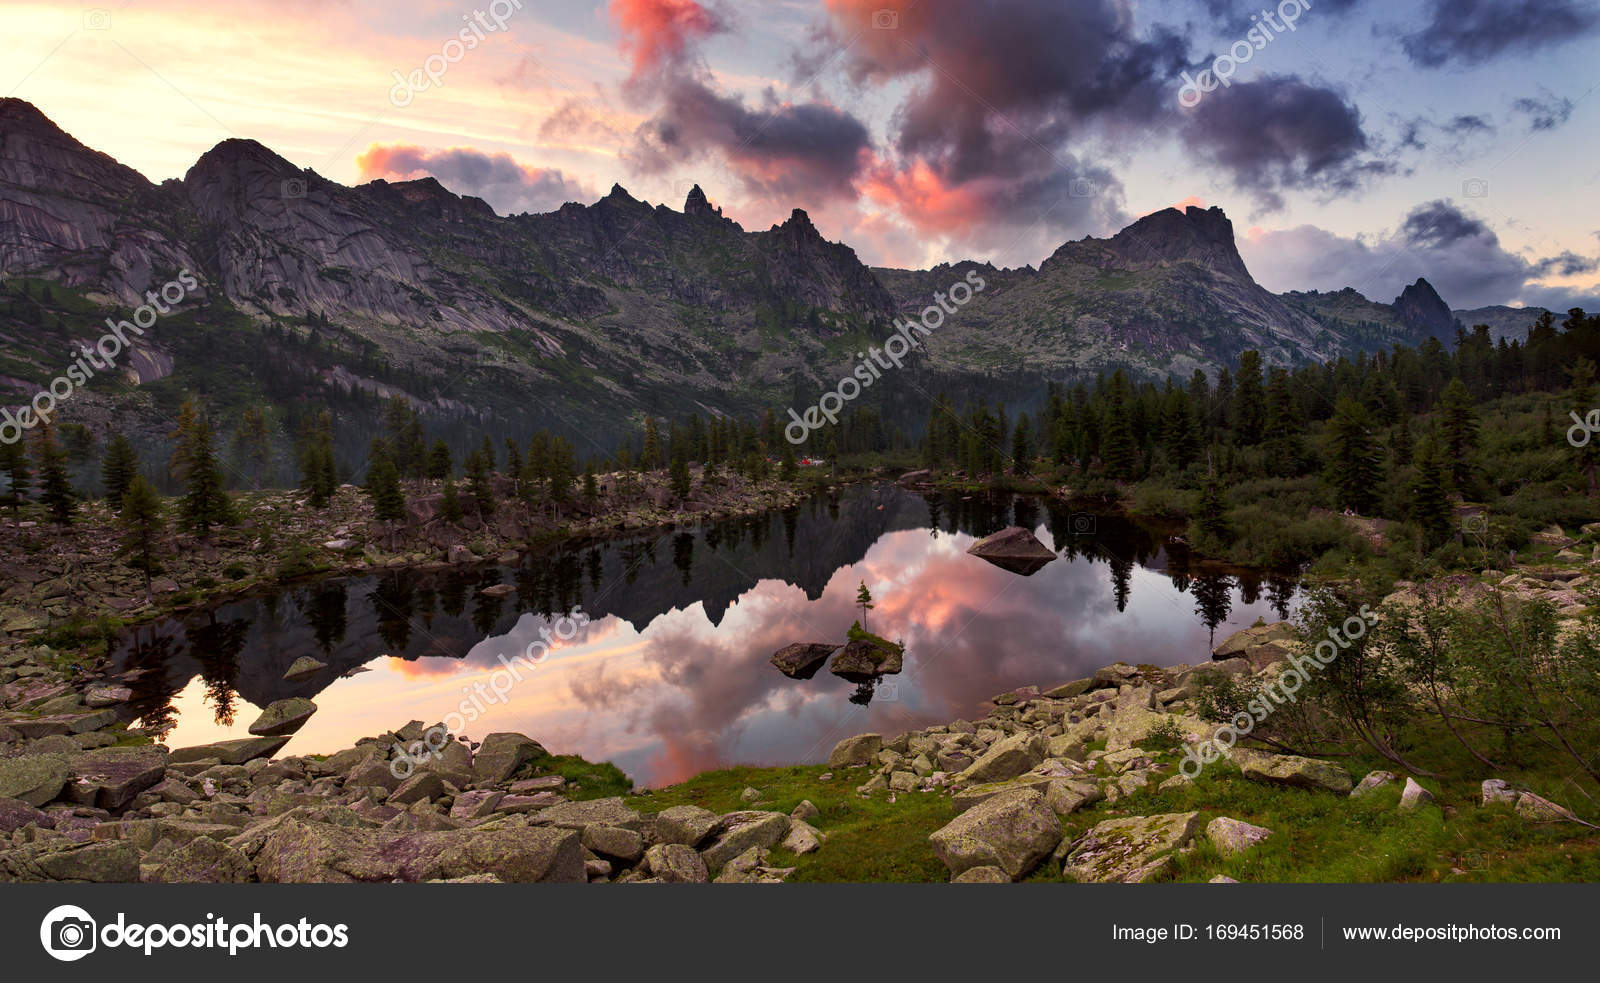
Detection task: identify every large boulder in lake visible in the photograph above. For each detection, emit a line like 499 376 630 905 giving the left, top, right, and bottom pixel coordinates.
248 698 317 737
829 639 903 682
770 642 839 679
966 526 1057 575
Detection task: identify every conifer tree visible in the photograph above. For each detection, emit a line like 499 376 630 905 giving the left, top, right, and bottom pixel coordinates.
0 440 30 517
119 475 164 603
101 431 139 509
33 425 75 527
173 406 235 538
1323 398 1382 514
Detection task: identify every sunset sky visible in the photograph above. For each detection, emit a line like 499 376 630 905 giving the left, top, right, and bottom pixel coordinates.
4 0 1597 309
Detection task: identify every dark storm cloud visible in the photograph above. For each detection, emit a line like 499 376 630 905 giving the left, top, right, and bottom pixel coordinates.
1535 251 1600 276
1241 198 1599 308
1401 0 1600 67
1178 76 1393 210
1511 90 1576 130
1402 198 1494 247
612 0 874 205
815 0 1189 240
626 75 873 201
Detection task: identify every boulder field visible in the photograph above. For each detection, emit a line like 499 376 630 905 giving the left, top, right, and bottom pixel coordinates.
0 616 1581 883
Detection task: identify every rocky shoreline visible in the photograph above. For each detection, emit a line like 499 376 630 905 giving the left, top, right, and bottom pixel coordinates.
0 471 820 642
0 600 1584 884
1 523 1594 883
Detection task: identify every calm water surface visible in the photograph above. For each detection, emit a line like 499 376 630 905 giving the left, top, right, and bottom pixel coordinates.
112 484 1297 787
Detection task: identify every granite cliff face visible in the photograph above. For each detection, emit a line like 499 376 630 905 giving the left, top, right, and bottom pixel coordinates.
0 100 1470 453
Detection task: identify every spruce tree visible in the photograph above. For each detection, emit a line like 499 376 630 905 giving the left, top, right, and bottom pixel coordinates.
439 478 463 523
1195 472 1231 545
642 416 662 471
1324 398 1382 514
427 438 452 480
174 409 235 538
364 440 406 523
1409 431 1453 549
1100 372 1138 480
1011 414 1033 475
1233 351 1266 444
102 432 139 509
779 439 798 481
0 440 30 516
464 449 495 519
669 441 692 500
1437 378 1479 489
233 407 272 489
34 426 75 527
297 411 337 508
118 474 164 603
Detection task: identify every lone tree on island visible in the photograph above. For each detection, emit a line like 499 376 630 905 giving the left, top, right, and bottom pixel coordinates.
856 580 874 633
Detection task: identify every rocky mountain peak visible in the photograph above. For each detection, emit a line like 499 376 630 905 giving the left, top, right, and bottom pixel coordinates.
683 183 722 218
1104 205 1250 279
1392 276 1458 340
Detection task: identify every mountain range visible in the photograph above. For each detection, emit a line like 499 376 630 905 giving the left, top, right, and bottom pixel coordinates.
0 99 1552 462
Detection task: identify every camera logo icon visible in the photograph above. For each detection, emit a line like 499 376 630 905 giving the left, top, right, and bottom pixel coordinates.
1462 513 1487 535
872 9 899 29
1462 177 1489 198
281 177 307 199
877 679 900 702
40 905 97 961
1069 178 1098 198
1069 512 1097 535
83 9 111 30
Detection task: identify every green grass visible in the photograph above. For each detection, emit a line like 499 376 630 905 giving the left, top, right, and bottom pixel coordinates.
588 707 1600 883
625 764 954 882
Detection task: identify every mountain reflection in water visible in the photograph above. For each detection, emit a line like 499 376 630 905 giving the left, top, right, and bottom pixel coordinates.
112 484 1296 787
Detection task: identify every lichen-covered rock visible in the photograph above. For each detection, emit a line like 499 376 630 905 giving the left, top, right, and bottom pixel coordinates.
1399 778 1435 811
782 818 825 855
254 820 583 883
957 732 1045 784
929 788 1062 880
1350 770 1398 798
533 796 642 832
1238 753 1353 795
168 736 290 766
1480 779 1516 806
471 732 548 785
1205 817 1273 857
152 837 254 883
1103 705 1210 754
700 811 790 874
952 865 1010 883
1062 812 1201 883
1515 792 1577 822
0 753 67 806
643 843 708 882
653 804 720 847
62 746 168 810
827 733 883 768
